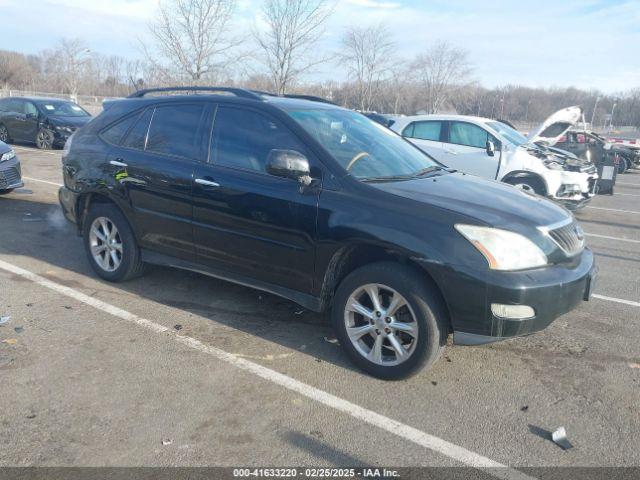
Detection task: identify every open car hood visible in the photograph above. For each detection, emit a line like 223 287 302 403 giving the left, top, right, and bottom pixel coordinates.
527 106 582 146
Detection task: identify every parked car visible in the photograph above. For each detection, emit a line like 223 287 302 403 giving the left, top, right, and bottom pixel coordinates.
0 97 92 149
361 111 397 128
0 140 23 195
58 87 596 379
556 130 639 174
390 107 598 210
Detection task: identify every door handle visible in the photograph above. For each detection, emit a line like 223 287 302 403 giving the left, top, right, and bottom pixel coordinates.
195 178 220 188
110 160 128 167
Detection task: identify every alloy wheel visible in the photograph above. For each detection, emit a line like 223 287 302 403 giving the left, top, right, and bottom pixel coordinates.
89 217 123 272
36 130 53 149
343 283 419 366
0 126 8 143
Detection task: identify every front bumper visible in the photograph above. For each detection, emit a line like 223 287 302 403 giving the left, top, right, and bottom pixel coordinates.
546 170 598 209
426 248 596 345
0 157 23 190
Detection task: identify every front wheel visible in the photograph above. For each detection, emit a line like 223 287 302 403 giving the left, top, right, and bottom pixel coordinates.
332 262 448 380
82 203 145 282
0 124 9 143
504 177 546 196
36 128 54 150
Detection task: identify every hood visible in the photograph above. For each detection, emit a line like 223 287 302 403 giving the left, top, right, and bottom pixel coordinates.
527 106 582 146
0 140 11 154
370 172 570 229
46 115 92 129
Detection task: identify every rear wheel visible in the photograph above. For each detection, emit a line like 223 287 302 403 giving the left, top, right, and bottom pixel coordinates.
0 189 14 195
332 262 447 380
36 128 54 150
617 157 628 174
0 124 9 143
82 203 145 282
504 176 546 196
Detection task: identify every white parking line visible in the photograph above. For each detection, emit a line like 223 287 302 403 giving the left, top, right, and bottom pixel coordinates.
23 176 63 187
13 146 61 156
593 294 640 308
0 258 532 480
585 233 640 244
585 206 640 215
614 192 640 197
616 182 640 187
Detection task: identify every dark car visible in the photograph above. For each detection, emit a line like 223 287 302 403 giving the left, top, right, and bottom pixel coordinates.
0 97 92 150
556 130 636 174
58 87 596 379
0 140 23 195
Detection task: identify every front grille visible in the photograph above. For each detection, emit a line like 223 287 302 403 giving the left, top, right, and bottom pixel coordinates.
548 221 585 256
0 166 21 188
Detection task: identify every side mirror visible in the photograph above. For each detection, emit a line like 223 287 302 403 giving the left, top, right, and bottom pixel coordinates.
266 149 312 185
486 140 496 157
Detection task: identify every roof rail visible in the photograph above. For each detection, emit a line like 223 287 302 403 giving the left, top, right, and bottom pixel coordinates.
251 90 336 105
283 94 336 105
127 86 262 100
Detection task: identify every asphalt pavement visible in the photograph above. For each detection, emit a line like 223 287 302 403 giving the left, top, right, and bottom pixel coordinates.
1 146 639 476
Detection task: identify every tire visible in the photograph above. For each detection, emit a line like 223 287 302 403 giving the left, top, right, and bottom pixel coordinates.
36 128 54 150
82 203 145 282
504 176 546 196
0 124 10 143
0 189 14 195
332 262 448 380
617 157 628 174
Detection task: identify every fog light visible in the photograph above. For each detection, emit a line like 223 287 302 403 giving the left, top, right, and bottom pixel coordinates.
491 304 535 320
556 184 581 197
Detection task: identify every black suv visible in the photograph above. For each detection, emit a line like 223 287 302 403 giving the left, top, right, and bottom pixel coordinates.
0 97 92 149
59 87 596 379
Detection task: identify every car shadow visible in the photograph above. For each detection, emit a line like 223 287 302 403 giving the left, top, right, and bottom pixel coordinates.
0 194 362 375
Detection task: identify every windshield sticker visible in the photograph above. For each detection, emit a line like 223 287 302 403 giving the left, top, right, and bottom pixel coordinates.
44 105 55 110
71 105 82 111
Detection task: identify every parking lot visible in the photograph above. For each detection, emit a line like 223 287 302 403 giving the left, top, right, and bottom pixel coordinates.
1 146 639 474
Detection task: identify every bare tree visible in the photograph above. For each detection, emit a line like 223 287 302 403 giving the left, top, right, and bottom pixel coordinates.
255 0 333 94
338 24 396 111
410 41 473 114
45 38 92 96
146 0 240 83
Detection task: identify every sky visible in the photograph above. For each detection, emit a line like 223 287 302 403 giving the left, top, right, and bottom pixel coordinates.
1 0 639 93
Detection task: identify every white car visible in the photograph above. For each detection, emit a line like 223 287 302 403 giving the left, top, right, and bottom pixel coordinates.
390 107 598 209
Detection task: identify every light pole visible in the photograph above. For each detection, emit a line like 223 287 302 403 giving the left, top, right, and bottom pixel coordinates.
590 97 600 129
608 101 618 133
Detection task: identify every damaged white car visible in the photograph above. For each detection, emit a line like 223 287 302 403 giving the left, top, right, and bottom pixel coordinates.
391 106 598 209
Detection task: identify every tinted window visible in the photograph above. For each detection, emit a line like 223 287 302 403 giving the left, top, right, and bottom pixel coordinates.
408 121 442 141
450 122 491 148
0 99 9 112
6 99 23 114
25 102 38 116
123 109 153 150
212 106 304 173
101 114 139 145
146 104 207 160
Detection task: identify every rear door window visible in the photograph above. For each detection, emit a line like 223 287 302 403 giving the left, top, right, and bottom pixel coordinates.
101 114 139 145
409 121 443 141
123 109 153 150
146 104 208 161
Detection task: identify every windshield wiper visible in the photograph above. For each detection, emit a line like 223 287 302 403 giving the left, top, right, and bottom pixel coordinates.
360 174 413 183
410 166 446 178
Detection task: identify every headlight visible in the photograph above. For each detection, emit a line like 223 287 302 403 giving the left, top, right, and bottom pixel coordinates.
0 150 16 162
55 126 73 134
455 224 548 271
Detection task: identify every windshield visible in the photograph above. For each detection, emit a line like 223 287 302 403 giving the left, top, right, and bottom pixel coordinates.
487 121 528 147
287 108 439 180
36 101 90 117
